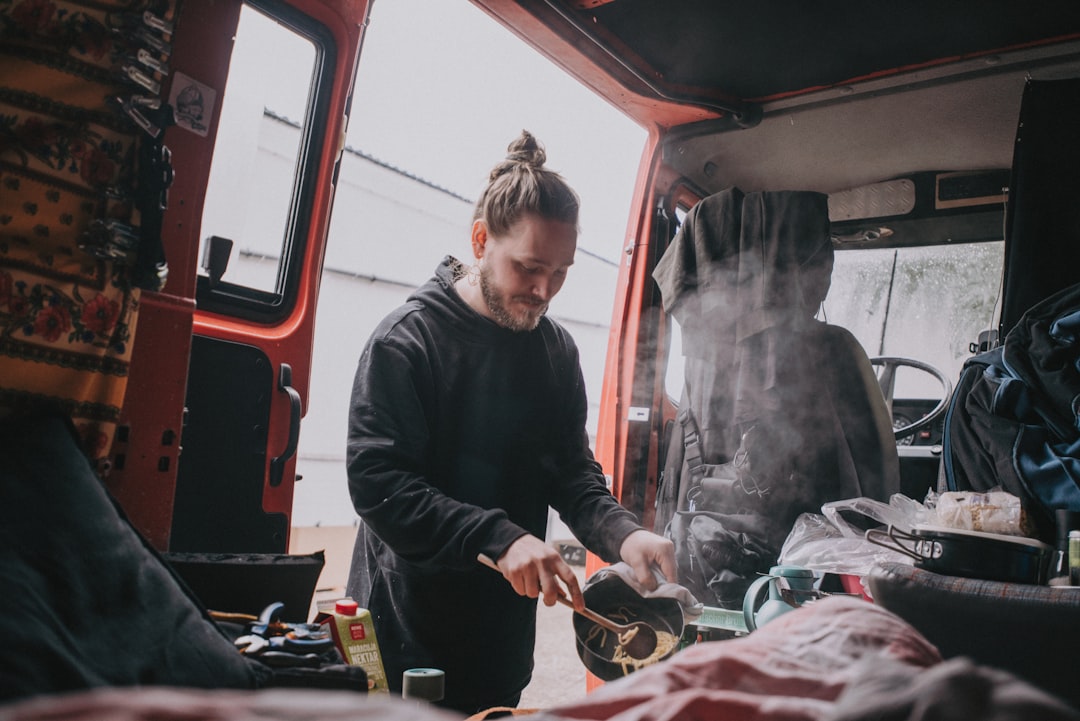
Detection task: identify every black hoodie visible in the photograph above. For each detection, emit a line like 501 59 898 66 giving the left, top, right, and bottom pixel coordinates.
346 256 641 712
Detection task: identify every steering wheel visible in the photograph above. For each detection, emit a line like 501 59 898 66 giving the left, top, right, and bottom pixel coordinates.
868 357 952 443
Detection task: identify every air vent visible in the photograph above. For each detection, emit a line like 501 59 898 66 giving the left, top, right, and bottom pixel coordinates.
829 179 915 221
935 170 1009 209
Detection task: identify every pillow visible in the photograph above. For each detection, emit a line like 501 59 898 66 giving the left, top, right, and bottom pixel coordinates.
868 560 1080 709
0 414 269 702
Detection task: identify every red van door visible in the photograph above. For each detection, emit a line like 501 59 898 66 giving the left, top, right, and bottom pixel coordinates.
105 0 369 552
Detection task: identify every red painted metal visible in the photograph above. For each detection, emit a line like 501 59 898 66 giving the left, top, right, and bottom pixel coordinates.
470 0 722 129
106 0 369 550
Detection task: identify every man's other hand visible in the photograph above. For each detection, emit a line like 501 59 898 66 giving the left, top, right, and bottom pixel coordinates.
618 529 677 591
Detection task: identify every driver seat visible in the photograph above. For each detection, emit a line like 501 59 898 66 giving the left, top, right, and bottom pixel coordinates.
653 188 900 546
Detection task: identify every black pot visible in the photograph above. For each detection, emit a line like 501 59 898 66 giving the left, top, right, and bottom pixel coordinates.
866 524 1055 585
572 572 684 681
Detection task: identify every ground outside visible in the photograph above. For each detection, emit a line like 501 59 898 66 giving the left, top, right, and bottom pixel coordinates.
289 525 589 710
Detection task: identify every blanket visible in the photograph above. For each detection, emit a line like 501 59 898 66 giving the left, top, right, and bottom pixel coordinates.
537 596 1079 721
1 597 1076 720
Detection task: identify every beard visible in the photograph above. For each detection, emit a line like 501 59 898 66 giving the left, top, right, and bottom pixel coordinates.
479 263 548 332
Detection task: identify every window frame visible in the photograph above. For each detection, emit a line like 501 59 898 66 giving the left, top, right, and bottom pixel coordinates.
194 0 336 323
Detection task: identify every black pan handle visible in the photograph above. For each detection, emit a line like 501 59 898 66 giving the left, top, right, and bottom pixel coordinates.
865 526 926 562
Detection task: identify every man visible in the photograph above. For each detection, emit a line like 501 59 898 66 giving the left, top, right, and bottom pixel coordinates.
345 131 676 713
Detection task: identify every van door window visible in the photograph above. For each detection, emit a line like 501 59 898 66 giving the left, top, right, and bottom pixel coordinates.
195 1 329 320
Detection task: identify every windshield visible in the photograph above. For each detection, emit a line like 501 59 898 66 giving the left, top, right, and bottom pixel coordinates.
823 241 1004 398
664 239 1005 403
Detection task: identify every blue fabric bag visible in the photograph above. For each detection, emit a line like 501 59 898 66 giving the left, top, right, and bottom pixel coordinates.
943 282 1080 544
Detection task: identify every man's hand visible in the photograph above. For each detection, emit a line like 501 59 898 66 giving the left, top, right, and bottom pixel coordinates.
618 529 677 591
494 535 584 611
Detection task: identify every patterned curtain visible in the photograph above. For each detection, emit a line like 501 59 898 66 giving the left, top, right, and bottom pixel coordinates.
1 0 176 472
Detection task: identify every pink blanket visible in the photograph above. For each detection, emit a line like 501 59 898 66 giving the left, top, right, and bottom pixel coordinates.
540 596 1078 721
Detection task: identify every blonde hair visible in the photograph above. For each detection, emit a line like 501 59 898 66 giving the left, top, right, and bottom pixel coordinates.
473 130 580 236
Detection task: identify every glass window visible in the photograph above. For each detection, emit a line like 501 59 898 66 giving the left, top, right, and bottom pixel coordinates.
663 228 1005 402
196 2 328 318
824 241 1005 397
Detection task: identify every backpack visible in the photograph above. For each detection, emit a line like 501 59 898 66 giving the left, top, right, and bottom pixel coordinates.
942 282 1080 545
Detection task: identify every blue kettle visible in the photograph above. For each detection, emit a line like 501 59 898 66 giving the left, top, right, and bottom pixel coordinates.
742 565 817 631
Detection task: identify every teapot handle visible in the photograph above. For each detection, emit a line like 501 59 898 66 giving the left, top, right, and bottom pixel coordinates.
742 573 774 632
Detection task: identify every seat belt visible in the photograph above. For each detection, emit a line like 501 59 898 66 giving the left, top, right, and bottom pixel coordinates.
679 408 768 511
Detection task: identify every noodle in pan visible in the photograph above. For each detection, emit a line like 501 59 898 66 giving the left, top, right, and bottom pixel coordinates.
582 606 679 675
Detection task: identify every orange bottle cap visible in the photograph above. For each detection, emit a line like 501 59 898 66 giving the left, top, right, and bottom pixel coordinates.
335 599 359 615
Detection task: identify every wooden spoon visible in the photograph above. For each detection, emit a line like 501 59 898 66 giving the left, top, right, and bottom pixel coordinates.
478 554 659 660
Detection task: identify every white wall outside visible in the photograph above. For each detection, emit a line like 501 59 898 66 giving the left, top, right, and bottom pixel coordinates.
228 117 623 528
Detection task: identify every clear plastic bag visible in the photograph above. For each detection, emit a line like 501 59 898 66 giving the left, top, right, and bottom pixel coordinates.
778 490 1032 599
929 489 1027 535
778 511 911 578
778 494 930 578
820 494 930 539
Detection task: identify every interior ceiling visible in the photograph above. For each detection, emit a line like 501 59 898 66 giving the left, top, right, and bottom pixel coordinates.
665 59 1080 196
563 0 1080 105
480 1 1080 194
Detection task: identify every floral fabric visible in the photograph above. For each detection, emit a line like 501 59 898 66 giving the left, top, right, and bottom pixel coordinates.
0 0 172 469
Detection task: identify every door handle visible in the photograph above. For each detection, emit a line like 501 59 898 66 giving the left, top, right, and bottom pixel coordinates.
269 363 301 487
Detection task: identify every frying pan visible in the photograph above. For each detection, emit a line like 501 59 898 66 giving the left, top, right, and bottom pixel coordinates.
866 524 1054 585
572 571 684 681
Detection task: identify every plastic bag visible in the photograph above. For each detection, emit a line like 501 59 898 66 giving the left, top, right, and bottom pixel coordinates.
820 494 930 539
778 509 913 579
929 489 1027 535
778 493 933 582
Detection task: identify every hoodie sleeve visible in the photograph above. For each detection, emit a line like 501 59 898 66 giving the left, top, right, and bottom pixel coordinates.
543 326 643 563
346 324 528 570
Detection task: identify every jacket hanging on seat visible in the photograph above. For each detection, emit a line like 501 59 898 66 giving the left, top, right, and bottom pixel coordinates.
653 188 899 608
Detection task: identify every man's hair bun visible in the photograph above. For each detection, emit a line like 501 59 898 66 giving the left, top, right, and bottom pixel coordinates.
475 129 579 235
505 130 546 167
489 130 546 180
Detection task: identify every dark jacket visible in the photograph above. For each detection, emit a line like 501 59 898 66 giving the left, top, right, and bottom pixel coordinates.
345 257 641 712
652 188 899 536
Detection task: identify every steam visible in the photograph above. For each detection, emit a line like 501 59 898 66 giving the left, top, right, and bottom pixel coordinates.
654 188 894 539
